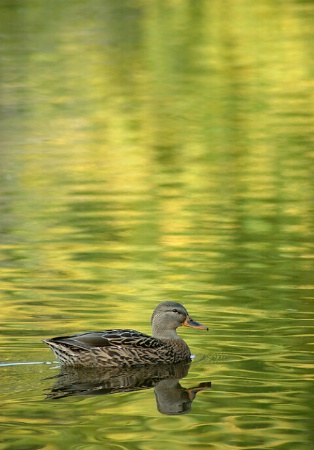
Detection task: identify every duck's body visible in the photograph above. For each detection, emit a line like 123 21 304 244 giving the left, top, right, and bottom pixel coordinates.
43 301 208 368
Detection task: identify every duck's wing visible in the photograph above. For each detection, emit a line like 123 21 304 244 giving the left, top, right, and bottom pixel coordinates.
45 330 163 351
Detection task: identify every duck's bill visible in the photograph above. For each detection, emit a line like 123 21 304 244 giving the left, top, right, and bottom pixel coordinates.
183 316 208 330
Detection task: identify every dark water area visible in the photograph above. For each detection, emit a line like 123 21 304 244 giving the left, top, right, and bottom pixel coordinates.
0 1 313 449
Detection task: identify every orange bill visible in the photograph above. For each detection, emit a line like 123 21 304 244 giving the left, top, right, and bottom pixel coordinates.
182 316 208 330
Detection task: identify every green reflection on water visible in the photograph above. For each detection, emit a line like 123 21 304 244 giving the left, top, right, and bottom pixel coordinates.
0 0 313 449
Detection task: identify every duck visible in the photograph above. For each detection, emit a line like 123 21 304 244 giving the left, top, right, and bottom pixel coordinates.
43 301 208 367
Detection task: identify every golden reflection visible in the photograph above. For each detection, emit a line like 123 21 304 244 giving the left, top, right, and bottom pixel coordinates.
0 0 313 447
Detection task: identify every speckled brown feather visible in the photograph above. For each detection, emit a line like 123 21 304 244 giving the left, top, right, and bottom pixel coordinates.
43 330 190 367
43 301 207 367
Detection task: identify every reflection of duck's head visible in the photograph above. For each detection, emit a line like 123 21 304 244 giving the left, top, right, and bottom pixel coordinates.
151 301 208 340
154 379 211 415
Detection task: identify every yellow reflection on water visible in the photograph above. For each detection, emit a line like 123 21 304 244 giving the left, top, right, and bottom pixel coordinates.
0 1 313 449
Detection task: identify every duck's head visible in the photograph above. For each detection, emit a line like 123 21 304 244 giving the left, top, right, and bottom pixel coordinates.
151 301 208 339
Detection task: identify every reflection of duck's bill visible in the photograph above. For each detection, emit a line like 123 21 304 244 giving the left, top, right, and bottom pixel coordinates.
186 382 212 401
182 316 208 331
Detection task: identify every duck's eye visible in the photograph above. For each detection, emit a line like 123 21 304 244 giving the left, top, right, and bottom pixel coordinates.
172 308 179 313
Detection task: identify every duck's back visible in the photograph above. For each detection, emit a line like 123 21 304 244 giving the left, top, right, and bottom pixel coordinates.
43 329 191 367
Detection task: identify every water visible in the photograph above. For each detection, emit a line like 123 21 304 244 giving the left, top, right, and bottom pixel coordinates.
1 1 314 449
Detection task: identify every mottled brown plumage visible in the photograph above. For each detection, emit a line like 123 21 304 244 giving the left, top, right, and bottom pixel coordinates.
43 301 208 367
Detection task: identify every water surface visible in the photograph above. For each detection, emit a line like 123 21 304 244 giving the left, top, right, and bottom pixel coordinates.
0 1 313 449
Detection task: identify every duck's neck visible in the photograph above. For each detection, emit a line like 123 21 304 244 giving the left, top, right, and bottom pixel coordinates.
152 325 181 340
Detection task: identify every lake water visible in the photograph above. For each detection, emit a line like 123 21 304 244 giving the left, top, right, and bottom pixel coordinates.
1 1 314 449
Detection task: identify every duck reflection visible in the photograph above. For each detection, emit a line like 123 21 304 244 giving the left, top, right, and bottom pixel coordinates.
45 361 211 415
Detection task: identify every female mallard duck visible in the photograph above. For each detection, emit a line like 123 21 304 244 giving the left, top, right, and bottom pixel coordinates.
43 301 208 367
